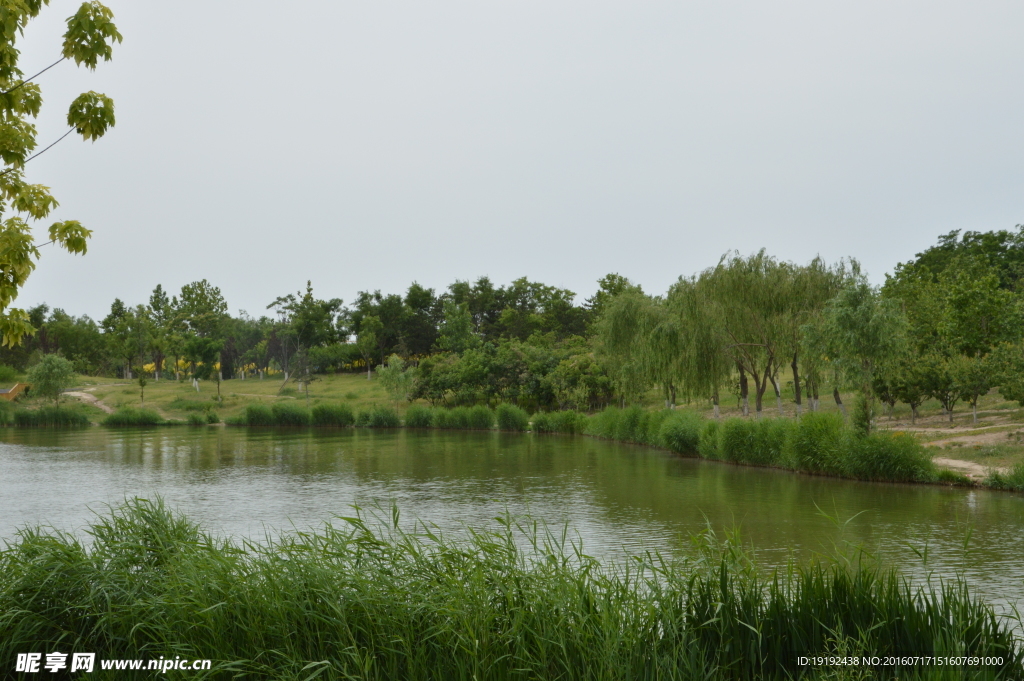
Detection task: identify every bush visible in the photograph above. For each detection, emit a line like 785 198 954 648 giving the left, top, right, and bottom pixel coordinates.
720 418 757 463
534 411 590 434
845 431 933 482
496 403 529 431
103 407 164 426
271 402 311 427
311 403 355 427
205 411 220 424
466 405 495 430
749 418 792 466
404 405 434 429
0 363 19 383
244 404 274 426
14 405 90 427
657 411 703 454
357 405 400 428
186 412 206 426
783 411 845 475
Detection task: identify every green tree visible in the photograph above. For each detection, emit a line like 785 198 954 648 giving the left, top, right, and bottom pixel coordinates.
377 354 416 405
355 315 382 379
0 2 122 348
26 354 75 404
436 301 479 354
813 281 908 433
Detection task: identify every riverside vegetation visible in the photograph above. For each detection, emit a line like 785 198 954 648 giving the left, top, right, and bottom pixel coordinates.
0 498 1020 681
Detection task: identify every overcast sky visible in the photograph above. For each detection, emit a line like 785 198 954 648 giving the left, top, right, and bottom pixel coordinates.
14 1 1024 319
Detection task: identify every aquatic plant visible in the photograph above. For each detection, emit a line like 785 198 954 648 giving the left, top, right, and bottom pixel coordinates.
404 404 434 428
102 407 163 426
310 402 355 427
496 403 529 431
13 405 91 427
270 402 311 427
0 499 1018 680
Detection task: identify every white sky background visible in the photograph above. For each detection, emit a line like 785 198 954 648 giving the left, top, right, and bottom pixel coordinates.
14 1 1024 319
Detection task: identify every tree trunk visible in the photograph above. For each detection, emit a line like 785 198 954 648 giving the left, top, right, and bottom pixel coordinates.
811 382 819 412
771 373 783 416
973 402 977 424
739 365 749 416
911 405 918 424
195 379 200 393
712 390 720 419
791 352 802 413
833 387 846 417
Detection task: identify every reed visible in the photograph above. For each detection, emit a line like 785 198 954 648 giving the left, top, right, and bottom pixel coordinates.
102 407 164 426
0 499 1018 680
404 404 435 428
242 404 274 426
356 405 400 428
986 462 1024 492
270 402 311 427
496 403 529 431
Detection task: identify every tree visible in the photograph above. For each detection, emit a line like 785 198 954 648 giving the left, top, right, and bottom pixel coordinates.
811 281 908 432
377 354 416 405
355 315 382 379
26 354 76 404
0 2 122 348
436 301 480 354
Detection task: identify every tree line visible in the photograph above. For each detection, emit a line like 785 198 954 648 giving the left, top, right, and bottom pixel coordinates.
9 227 1024 422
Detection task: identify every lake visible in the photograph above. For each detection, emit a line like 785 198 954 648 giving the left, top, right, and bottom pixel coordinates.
2 426 1022 610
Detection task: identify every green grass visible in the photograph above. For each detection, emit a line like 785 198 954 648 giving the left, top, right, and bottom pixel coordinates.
356 405 400 428
243 403 274 426
985 462 1024 491
0 498 1018 680
12 404 91 427
270 402 311 426
103 407 165 426
404 404 434 428
532 410 590 434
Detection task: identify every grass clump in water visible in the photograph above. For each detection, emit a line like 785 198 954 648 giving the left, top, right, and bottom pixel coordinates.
11 404 90 427
404 404 434 428
496 403 529 431
271 402 311 426
243 403 274 426
0 498 1019 680
102 407 163 426
533 410 589 434
311 402 355 427
356 405 400 428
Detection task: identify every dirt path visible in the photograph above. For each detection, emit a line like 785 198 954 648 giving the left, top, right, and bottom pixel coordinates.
64 389 115 414
932 457 1006 480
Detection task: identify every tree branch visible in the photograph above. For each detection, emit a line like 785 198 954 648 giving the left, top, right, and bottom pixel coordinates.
2 56 66 95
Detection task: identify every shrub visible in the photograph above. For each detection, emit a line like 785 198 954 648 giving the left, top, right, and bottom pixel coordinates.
186 412 206 426
205 411 220 424
14 405 90 427
552 411 589 434
845 431 933 482
244 404 274 426
0 363 19 383
720 418 757 463
358 406 400 428
784 412 845 474
531 412 553 432
584 407 619 439
496 403 529 431
404 405 434 429
658 411 703 454
271 402 311 427
935 468 973 486
749 418 792 466
466 405 495 430
435 407 470 430
103 407 164 426
311 403 355 427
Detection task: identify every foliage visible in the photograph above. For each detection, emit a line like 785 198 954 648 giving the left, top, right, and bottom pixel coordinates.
0 499 1019 680
12 405 89 427
533 410 589 434
784 412 845 474
311 403 355 427
25 354 76 403
376 354 416 404
846 431 934 482
985 463 1024 492
0 363 18 383
186 412 206 426
495 403 529 431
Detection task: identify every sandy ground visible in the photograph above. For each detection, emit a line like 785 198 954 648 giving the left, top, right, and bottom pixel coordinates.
931 457 1006 480
64 389 115 414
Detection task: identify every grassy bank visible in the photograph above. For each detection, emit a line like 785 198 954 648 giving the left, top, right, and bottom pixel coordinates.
0 498 1019 680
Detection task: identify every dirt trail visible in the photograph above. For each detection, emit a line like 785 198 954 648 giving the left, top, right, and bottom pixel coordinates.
64 389 115 414
931 457 1006 480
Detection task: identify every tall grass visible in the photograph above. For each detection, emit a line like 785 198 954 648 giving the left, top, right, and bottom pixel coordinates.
0 499 1018 680
532 410 589 434
404 404 434 428
496 403 529 431
311 402 355 427
103 407 165 426
13 405 91 427
271 402 311 426
986 462 1024 492
243 403 274 426
356 405 400 428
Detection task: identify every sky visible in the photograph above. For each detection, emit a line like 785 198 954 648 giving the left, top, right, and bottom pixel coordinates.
14 1 1024 320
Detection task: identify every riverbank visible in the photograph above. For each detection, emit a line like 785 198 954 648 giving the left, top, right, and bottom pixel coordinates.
1 498 1019 680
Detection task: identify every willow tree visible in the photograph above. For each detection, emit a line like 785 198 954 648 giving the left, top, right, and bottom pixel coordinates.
0 2 121 347
594 290 667 407
665 277 732 417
